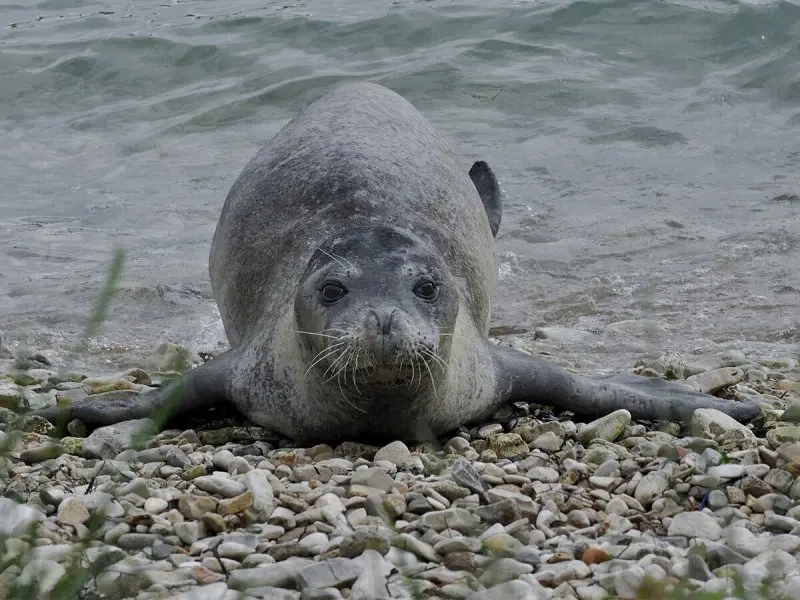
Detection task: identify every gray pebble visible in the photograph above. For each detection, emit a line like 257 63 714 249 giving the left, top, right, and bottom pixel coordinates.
373 441 411 466
116 533 159 550
229 559 313 591
579 410 631 444
193 475 247 498
82 417 155 459
667 511 722 540
296 557 361 589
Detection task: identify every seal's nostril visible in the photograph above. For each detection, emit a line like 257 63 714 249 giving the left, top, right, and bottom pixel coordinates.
372 308 397 336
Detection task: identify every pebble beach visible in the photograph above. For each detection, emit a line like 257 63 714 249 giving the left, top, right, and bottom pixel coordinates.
1 335 800 600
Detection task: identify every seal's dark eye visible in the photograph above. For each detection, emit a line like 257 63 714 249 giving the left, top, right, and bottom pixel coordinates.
414 280 438 301
320 282 347 304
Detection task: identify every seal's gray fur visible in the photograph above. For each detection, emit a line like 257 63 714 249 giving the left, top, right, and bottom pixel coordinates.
208 82 501 441
37 82 760 442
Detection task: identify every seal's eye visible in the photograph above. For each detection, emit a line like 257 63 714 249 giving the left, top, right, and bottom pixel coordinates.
320 282 347 304
413 279 439 301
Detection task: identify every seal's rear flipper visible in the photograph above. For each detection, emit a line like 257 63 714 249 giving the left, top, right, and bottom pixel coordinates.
469 161 502 237
597 373 762 423
35 349 238 433
491 345 762 424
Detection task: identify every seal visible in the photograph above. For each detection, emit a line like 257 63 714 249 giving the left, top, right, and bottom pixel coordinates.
36 82 761 443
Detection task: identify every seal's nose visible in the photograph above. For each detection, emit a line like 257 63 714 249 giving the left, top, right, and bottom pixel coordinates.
372 309 396 336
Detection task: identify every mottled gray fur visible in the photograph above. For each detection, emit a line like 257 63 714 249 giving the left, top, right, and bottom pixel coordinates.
210 82 500 441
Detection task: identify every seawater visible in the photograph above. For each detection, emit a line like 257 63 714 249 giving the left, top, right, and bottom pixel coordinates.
1 0 798 373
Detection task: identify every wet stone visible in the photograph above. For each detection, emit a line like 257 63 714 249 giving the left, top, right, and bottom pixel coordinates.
450 459 486 497
741 475 772 498
82 417 155 459
228 560 312 591
339 528 392 558
373 440 412 465
579 410 631 445
350 468 396 492
218 490 254 515
179 494 217 519
202 511 227 533
57 497 89 526
691 409 755 441
194 475 247 498
268 542 316 562
477 423 503 438
487 433 529 459
116 533 159 550
474 499 522 525
667 512 722 541
296 558 361 590
419 508 480 533
20 443 65 464
531 431 563 451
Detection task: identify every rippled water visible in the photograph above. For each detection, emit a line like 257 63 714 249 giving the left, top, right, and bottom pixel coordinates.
1 0 798 373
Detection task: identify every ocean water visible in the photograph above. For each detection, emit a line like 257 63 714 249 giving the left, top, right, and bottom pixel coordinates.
1 0 798 374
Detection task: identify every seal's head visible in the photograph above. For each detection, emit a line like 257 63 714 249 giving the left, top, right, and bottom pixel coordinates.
294 225 458 401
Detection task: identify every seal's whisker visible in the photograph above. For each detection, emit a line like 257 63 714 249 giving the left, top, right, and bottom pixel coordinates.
422 347 448 372
433 354 449 373
309 340 345 360
328 250 355 271
352 349 363 396
323 353 348 383
293 330 340 339
335 351 367 414
398 355 408 386
317 248 350 272
321 346 350 381
422 353 438 399
365 351 377 374
306 343 346 376
413 348 425 392
327 346 355 384
419 348 446 377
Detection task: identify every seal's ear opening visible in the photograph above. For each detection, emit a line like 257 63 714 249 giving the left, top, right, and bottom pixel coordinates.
469 160 503 238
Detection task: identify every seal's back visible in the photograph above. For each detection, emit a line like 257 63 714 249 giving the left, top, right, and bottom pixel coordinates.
210 82 496 347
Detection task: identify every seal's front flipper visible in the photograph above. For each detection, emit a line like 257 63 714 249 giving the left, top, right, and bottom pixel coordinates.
35 349 239 433
491 344 761 424
469 161 502 237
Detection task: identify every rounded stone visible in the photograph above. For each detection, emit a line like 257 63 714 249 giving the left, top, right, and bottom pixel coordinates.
373 441 412 465
579 410 631 445
56 497 89 526
144 498 169 515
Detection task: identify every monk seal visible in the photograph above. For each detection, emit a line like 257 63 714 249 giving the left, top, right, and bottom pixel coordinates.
37 82 761 443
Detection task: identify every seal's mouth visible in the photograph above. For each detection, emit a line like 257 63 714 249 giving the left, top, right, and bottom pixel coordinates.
306 339 445 393
351 365 422 386
318 361 441 391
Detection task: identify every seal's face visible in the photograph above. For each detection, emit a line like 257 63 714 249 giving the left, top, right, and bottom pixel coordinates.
294 226 458 403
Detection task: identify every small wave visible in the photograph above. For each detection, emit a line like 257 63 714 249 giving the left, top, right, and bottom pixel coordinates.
585 125 687 147
156 72 369 137
469 37 561 59
1 35 246 126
